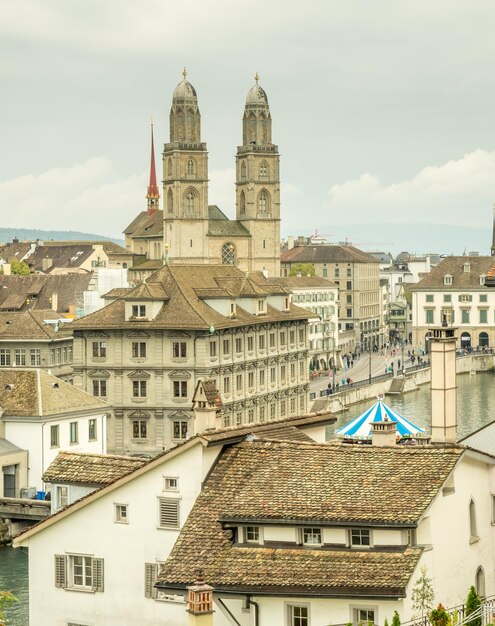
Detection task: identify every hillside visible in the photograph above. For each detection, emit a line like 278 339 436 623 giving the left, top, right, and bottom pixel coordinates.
0 228 124 246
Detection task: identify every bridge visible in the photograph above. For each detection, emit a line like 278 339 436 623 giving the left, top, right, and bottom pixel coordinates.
0 497 51 522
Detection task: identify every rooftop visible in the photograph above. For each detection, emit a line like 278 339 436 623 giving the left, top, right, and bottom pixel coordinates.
410 256 494 290
281 244 377 265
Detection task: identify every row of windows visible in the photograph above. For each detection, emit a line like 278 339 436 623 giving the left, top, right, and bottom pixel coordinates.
0 347 72 367
292 293 336 304
131 418 188 441
222 395 305 427
210 329 305 357
238 526 372 548
50 419 97 447
425 293 488 303
424 309 490 324
239 159 272 180
92 379 190 400
222 363 306 395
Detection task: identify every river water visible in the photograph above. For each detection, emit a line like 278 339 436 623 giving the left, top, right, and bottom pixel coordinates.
1 371 494 626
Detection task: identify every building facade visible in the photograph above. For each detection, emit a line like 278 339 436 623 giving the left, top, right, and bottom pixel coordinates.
410 256 495 351
71 264 311 455
281 243 383 351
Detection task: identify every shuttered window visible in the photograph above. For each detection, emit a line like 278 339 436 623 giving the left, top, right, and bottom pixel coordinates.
158 498 180 529
54 554 104 592
144 562 159 598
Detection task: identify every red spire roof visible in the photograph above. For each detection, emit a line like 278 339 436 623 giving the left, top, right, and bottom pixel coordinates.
146 123 160 201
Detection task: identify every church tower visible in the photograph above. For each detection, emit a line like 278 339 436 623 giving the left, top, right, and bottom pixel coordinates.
163 69 209 263
146 123 160 216
236 74 281 276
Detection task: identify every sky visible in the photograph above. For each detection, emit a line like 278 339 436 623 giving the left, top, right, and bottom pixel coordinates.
1 0 495 253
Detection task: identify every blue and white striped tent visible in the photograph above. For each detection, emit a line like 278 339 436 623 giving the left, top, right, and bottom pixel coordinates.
336 399 425 439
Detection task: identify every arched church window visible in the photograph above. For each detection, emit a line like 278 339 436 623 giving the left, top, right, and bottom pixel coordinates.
178 115 184 141
222 243 235 265
240 191 246 214
167 189 174 213
469 499 478 540
187 159 195 175
168 158 173 177
476 566 486 598
186 191 195 213
258 190 270 213
249 116 256 143
241 161 247 181
260 161 268 178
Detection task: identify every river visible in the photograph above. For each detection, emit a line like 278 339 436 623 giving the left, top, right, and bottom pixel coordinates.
1 371 494 626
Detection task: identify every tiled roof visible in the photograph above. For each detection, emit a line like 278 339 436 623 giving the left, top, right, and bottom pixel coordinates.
202 380 223 408
410 256 494 290
71 265 312 332
0 242 32 263
280 275 338 289
281 245 377 264
156 440 439 595
123 211 149 235
207 206 251 237
27 245 94 271
0 369 108 417
0 273 92 313
131 210 164 239
42 451 147 486
0 309 72 341
200 412 335 444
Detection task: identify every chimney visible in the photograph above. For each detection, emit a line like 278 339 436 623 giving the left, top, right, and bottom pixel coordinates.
371 418 398 446
430 326 457 443
51 292 58 312
287 236 294 250
186 571 214 625
3 263 11 276
42 257 53 272
191 380 222 434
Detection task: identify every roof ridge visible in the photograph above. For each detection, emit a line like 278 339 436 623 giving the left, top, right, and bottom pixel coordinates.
167 267 212 327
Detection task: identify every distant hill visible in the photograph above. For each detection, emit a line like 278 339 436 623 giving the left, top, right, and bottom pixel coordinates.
287 223 492 257
0 228 124 246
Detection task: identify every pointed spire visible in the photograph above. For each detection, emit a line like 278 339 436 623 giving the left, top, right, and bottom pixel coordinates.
146 121 160 216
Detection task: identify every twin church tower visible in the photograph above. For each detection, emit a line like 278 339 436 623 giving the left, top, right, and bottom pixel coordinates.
126 70 281 277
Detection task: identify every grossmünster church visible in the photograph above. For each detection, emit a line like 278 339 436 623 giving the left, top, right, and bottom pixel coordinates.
124 70 281 277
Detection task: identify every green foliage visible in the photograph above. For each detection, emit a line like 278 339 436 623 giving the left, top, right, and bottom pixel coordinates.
429 604 451 626
412 566 435 618
10 259 30 275
384 619 389 626
391 611 401 626
289 262 315 277
0 591 18 620
465 586 481 626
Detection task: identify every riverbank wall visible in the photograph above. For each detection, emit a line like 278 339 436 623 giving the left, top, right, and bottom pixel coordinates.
321 354 494 414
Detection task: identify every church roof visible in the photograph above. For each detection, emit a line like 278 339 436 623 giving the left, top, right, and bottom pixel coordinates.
129 210 164 239
207 206 251 237
281 245 377 264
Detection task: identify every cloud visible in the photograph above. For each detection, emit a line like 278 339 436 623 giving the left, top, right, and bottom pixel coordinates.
0 157 145 238
326 149 495 227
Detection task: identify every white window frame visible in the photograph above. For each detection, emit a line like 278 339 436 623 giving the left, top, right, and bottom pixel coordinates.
164 476 179 492
114 503 128 524
286 603 310 626
349 528 372 548
350 606 377 626
244 526 262 544
301 527 322 547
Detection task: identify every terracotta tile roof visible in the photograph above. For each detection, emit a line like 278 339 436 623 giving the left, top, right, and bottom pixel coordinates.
200 412 336 444
71 265 312 332
156 440 440 595
202 380 223 408
0 369 108 417
42 451 147 486
0 274 92 313
281 245 377 264
0 309 72 341
27 245 95 272
253 425 313 442
123 211 149 235
281 275 338 289
409 256 494 290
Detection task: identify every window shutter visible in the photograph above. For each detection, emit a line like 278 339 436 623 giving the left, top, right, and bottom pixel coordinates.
159 498 180 528
92 558 104 592
54 554 67 588
144 563 158 599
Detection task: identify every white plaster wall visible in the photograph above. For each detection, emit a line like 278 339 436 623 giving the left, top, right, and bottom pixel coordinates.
23 442 214 626
323 527 347 544
405 455 495 615
373 529 404 546
5 412 106 491
264 526 297 543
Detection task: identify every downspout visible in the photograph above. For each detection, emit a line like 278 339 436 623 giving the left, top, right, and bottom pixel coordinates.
246 596 259 626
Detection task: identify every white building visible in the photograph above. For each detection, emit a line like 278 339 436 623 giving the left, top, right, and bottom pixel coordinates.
0 369 109 496
13 411 332 626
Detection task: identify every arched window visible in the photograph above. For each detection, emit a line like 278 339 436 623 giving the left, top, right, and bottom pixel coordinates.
186 191 195 213
258 190 270 213
240 191 246 215
469 499 478 540
241 161 247 181
168 158 173 177
177 114 184 140
476 566 486 598
222 243 235 265
187 158 195 175
260 161 268 178
167 189 174 213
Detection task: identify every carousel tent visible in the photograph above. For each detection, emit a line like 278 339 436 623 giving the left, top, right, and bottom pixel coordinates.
336 399 425 439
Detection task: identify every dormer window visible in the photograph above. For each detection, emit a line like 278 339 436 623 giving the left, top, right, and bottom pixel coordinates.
258 299 266 314
245 526 261 543
463 262 471 273
285 297 290 311
230 302 236 318
349 528 371 547
302 527 322 546
444 274 453 286
132 305 146 318
480 274 486 285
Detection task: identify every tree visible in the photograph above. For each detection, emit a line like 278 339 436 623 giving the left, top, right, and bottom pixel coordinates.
10 259 30 275
289 263 315 277
429 604 450 626
411 565 435 618
391 611 401 626
0 591 18 622
465 586 481 626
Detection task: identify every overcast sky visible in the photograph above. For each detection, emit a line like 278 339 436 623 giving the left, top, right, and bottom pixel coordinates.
1 0 495 249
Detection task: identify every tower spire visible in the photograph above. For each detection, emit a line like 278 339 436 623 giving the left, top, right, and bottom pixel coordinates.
146 121 160 216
